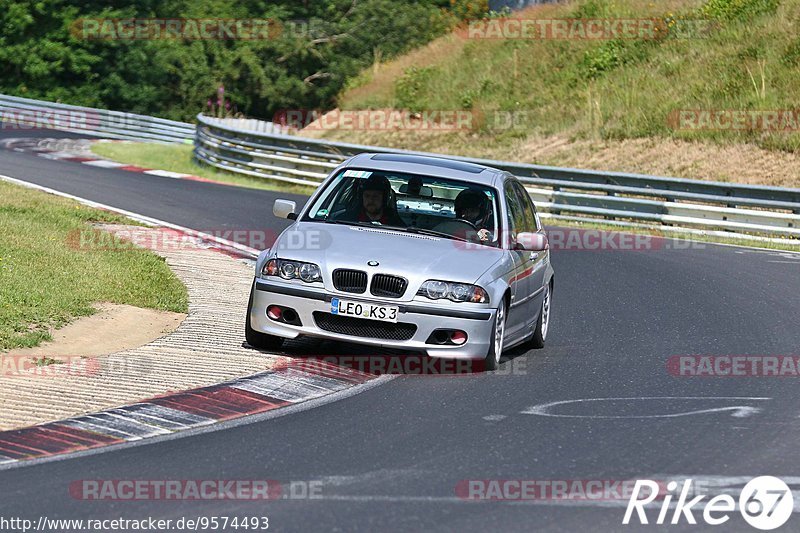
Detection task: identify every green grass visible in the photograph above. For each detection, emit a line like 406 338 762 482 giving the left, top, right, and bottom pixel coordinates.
339 0 800 153
90 142 317 196
0 180 188 350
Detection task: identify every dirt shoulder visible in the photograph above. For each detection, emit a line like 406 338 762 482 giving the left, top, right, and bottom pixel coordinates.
5 303 185 359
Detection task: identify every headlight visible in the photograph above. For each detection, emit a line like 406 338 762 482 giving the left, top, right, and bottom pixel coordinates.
262 259 322 283
425 280 449 300
418 280 489 303
279 262 297 279
299 262 322 282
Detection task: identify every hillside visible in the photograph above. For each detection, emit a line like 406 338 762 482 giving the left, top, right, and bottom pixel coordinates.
305 0 800 187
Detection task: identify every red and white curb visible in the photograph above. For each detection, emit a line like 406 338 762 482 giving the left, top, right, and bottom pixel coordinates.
0 360 375 465
0 137 221 185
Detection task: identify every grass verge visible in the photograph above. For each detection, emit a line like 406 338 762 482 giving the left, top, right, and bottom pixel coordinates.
0 180 188 350
90 141 317 196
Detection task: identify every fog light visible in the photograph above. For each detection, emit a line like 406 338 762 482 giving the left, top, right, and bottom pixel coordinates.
450 331 467 345
432 330 450 344
267 305 282 320
282 308 298 323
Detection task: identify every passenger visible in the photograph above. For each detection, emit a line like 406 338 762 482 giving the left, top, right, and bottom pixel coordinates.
454 188 492 241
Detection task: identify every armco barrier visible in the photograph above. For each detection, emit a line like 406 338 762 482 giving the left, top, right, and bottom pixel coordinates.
0 94 195 143
194 114 800 242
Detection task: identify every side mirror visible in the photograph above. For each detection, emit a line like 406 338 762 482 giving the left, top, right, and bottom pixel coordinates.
273 199 297 220
515 232 548 252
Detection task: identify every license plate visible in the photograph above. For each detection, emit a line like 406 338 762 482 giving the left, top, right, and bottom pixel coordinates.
330 298 398 323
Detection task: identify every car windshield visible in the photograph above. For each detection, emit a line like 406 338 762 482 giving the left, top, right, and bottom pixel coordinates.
303 168 501 247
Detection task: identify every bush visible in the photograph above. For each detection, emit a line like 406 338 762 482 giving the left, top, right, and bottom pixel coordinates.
395 66 439 112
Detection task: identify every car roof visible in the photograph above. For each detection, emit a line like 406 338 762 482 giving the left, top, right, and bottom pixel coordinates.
343 153 507 187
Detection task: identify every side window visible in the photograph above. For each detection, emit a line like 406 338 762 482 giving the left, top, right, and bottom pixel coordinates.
504 181 525 240
513 181 539 232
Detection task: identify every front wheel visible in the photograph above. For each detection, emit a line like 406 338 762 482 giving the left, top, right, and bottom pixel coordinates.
483 301 507 371
529 282 551 349
245 283 284 351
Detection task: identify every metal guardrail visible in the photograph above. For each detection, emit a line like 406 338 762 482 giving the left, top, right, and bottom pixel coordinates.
0 94 195 143
194 114 800 242
1 93 796 242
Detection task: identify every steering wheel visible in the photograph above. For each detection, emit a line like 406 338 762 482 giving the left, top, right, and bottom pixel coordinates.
431 219 485 243
453 218 479 231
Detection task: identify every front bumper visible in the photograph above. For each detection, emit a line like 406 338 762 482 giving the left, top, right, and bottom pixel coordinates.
250 279 496 359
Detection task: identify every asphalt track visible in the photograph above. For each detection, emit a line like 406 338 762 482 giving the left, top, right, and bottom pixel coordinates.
1 131 800 532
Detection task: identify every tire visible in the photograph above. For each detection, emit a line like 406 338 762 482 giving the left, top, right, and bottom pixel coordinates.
245 282 285 351
529 281 552 349
483 300 507 371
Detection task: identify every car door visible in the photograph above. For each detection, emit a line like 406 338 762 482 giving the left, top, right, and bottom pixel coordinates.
503 179 533 339
512 180 547 318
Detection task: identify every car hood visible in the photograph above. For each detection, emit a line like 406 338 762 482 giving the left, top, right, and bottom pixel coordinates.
271 222 505 299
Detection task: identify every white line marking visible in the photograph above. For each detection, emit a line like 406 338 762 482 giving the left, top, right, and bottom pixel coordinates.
143 169 191 179
37 151 79 160
521 397 771 419
0 173 259 258
82 160 126 168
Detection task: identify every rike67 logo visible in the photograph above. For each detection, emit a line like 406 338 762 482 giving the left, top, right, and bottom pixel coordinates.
623 476 793 530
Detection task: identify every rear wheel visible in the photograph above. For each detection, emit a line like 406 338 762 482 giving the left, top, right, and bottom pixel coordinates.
529 282 551 349
245 283 284 351
483 301 507 371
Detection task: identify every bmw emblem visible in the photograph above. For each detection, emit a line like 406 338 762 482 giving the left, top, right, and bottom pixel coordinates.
367 260 379 267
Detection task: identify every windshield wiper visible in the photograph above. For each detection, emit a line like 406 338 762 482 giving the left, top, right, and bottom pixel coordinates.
400 226 469 242
318 219 376 228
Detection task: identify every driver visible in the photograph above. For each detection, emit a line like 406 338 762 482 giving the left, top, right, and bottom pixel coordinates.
454 188 492 242
357 175 405 227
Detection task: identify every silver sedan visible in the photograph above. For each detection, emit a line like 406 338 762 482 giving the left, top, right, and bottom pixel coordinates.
246 153 554 370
